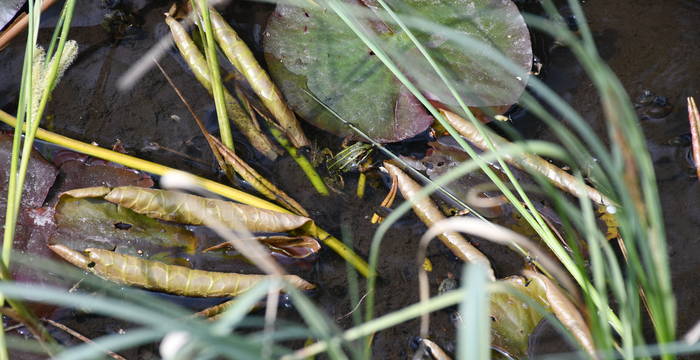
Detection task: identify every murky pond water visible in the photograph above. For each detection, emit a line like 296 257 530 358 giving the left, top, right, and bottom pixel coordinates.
0 0 699 359
538 0 700 343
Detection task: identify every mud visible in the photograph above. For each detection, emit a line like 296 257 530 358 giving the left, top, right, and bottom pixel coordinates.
0 0 698 359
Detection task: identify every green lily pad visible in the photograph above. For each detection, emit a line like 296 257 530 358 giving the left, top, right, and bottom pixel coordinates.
263 0 531 142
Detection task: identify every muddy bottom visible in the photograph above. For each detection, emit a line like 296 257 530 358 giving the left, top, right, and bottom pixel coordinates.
0 0 699 359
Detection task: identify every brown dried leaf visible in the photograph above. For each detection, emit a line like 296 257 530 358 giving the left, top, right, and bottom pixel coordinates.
524 270 596 357
441 110 611 206
383 161 493 276
102 186 312 233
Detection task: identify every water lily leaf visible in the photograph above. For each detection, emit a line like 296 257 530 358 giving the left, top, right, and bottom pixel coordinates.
490 275 548 358
49 150 154 205
0 134 58 213
50 195 198 257
263 0 531 142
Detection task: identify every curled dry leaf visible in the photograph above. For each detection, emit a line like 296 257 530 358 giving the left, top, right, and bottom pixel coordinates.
523 270 596 358
459 272 593 358
208 134 308 217
419 338 452 360
441 109 611 206
100 186 312 232
49 244 314 297
203 235 321 261
383 161 493 276
165 14 280 160
207 8 309 148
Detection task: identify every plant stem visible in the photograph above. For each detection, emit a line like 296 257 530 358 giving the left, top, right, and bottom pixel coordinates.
194 0 233 151
268 124 330 196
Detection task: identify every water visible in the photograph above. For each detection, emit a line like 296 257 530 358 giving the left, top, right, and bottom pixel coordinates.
0 0 698 358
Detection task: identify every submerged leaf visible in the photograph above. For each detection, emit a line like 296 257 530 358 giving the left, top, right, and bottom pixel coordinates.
50 193 198 256
48 151 154 205
0 134 58 213
0 134 60 292
264 0 531 141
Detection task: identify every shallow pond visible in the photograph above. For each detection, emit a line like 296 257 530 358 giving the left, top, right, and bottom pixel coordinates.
0 0 698 359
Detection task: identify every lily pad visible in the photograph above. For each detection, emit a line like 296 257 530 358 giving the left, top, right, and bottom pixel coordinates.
490 275 549 358
263 0 531 142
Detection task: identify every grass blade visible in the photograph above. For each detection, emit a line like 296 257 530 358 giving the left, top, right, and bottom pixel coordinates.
457 263 490 360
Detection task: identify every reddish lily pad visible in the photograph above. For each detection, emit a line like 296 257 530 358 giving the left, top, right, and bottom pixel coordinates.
263 0 531 142
0 134 58 213
47 149 154 205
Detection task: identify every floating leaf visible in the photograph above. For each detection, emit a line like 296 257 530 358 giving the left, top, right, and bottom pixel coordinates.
489 275 548 358
263 0 532 142
0 133 59 286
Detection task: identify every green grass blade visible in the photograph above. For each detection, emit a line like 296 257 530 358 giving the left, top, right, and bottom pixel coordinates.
457 263 490 360
53 328 164 360
194 0 234 150
212 279 274 334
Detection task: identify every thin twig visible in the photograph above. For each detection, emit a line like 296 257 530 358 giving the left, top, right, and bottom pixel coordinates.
43 318 127 360
336 292 370 321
